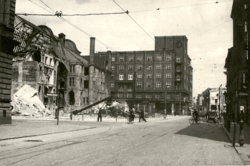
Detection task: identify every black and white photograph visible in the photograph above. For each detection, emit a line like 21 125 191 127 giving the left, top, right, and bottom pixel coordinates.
0 0 250 165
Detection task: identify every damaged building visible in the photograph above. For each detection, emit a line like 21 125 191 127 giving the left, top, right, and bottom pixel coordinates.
12 16 111 116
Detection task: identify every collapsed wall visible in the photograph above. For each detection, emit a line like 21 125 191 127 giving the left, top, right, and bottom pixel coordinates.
11 85 50 116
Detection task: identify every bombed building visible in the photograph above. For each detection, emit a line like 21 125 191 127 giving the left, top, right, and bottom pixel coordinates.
12 16 111 115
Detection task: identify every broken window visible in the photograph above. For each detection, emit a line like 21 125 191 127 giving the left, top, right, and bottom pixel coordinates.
84 80 89 89
69 90 75 105
84 67 89 75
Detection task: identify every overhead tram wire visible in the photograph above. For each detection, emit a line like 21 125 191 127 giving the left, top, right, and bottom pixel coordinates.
129 0 232 13
29 0 116 51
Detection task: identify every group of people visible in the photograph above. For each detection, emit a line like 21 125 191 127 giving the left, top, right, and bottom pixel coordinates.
128 108 147 123
97 107 147 123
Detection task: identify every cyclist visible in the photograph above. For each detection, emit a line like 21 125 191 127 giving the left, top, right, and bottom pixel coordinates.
193 109 199 123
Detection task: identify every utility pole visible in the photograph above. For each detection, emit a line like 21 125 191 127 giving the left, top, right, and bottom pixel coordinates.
133 71 136 109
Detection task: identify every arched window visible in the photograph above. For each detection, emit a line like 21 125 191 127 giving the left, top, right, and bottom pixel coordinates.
69 90 75 105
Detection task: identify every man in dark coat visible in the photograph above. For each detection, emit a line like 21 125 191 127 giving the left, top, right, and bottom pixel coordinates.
97 108 102 122
139 109 147 122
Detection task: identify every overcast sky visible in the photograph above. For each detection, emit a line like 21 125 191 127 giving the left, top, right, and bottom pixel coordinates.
16 0 233 98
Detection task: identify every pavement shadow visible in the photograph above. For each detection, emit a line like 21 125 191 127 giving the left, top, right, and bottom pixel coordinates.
174 118 231 143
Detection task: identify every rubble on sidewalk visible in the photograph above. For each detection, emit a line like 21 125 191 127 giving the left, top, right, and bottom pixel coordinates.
11 85 51 116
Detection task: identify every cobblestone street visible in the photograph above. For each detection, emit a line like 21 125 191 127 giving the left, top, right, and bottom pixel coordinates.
0 117 244 166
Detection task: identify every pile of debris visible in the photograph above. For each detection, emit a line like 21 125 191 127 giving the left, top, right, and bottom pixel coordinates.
11 85 51 116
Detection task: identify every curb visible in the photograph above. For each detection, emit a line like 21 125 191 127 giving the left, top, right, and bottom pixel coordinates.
0 126 96 141
222 126 239 154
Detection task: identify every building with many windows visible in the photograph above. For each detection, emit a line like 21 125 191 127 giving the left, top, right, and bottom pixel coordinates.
95 36 193 115
225 0 250 124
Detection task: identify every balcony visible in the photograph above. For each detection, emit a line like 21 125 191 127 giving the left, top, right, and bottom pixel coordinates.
175 78 181 82
175 60 182 64
176 69 181 73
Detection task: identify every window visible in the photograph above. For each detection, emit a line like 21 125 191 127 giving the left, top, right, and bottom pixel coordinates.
156 56 162 61
176 66 180 71
137 74 142 78
176 57 181 62
119 65 124 70
128 65 133 70
156 64 162 70
147 65 152 70
147 74 152 78
166 73 171 78
69 77 75 86
86 97 89 103
128 74 133 80
155 95 161 99
156 73 161 78
112 57 115 62
137 82 142 87
84 80 89 89
166 56 171 62
245 4 248 9
83 97 85 104
80 78 83 87
147 56 152 61
156 82 161 88
137 56 142 62
166 64 171 70
136 94 142 98
137 65 143 70
245 21 248 33
111 65 115 70
84 67 89 75
119 74 124 80
70 65 75 73
128 57 133 62
146 94 152 98
146 82 152 88
166 82 171 87
119 57 124 62
111 83 114 88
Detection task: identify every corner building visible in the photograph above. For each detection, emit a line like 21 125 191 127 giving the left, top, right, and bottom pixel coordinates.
96 36 193 115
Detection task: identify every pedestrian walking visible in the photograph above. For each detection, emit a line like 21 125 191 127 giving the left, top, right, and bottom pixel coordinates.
139 109 147 122
97 108 102 122
128 108 135 123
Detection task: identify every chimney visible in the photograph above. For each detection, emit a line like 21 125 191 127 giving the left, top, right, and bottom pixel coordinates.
90 37 95 65
58 33 66 46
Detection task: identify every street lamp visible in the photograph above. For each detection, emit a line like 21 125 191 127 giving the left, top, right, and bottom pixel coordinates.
164 84 170 119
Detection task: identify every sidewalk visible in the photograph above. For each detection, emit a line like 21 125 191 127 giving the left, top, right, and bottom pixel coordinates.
223 123 250 164
0 119 96 141
0 115 184 141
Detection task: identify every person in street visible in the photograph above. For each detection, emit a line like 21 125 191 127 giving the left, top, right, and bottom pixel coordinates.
139 109 147 122
129 108 135 123
97 108 102 122
193 109 199 123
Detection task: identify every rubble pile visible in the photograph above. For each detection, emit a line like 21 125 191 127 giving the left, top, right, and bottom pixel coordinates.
11 85 51 116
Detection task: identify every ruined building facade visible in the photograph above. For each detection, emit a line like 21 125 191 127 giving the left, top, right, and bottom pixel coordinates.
12 16 110 114
0 0 17 124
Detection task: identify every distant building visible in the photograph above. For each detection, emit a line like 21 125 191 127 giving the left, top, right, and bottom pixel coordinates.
94 36 193 115
224 0 250 123
12 16 110 114
197 87 226 116
0 0 17 124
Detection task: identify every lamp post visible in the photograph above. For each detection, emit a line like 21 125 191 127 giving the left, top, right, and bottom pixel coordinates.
164 85 170 119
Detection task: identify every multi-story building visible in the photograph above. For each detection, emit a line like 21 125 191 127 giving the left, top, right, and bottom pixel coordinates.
197 87 226 117
12 16 111 115
225 0 250 124
95 36 193 115
0 0 17 124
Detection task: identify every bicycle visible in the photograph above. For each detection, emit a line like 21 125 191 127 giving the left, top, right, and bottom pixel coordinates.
189 117 201 124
